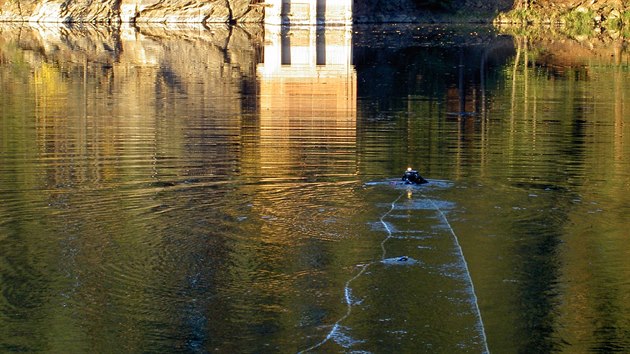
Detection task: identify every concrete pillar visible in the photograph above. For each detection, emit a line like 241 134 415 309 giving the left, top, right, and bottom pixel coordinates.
264 0 283 25
264 0 353 25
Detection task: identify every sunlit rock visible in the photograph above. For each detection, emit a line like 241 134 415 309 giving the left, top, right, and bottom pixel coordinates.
133 0 229 23
0 0 263 23
0 0 118 22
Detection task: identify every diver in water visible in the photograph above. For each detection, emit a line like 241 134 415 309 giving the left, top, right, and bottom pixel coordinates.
402 167 428 185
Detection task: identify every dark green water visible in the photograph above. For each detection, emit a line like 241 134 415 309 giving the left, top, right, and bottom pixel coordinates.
1 23 629 353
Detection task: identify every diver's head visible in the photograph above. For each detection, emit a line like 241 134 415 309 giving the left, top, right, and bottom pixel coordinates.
402 167 428 185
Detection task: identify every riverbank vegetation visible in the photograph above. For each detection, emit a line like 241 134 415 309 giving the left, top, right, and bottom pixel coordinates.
495 0 630 37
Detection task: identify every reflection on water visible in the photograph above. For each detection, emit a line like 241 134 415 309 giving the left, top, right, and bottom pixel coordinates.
255 24 356 180
1 22 630 353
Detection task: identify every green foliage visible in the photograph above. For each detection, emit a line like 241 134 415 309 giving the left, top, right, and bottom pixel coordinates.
496 7 550 25
603 16 623 31
622 11 630 37
512 8 536 23
498 7 630 38
561 9 595 35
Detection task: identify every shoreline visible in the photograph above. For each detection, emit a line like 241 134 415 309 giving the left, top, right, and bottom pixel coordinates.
494 2 630 37
0 1 629 41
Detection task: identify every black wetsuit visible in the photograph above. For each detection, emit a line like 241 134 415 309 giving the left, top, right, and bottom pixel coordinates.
402 170 428 184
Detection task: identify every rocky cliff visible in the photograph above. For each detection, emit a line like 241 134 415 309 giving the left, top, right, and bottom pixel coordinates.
0 0 514 24
0 0 628 24
354 0 514 23
0 0 516 24
0 0 264 23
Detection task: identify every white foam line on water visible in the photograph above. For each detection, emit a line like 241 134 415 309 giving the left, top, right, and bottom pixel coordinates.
299 190 489 354
297 262 372 353
380 193 404 260
297 192 404 354
425 195 490 354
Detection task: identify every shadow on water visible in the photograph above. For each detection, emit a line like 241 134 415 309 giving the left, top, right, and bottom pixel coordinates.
353 24 515 115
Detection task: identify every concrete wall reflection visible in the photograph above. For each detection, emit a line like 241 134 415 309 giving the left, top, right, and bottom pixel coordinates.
255 24 357 179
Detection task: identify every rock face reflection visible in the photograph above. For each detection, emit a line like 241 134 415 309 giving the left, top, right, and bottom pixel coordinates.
1 22 262 185
0 22 363 353
1 23 265 352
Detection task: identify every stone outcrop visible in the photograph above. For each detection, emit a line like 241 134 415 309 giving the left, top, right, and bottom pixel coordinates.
0 0 264 23
0 0 512 24
354 0 513 23
0 0 119 22
0 0 628 24
354 1 423 23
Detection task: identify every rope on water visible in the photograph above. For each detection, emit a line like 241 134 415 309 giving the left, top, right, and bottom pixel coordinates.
380 193 404 260
299 188 490 354
297 191 404 353
424 195 490 354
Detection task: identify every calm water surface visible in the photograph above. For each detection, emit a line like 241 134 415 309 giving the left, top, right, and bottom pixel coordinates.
1 23 630 353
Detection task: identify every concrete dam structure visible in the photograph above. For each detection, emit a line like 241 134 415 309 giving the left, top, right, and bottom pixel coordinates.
262 0 353 25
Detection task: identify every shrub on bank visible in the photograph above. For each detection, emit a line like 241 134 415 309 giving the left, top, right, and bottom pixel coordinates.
495 3 630 38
